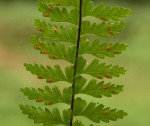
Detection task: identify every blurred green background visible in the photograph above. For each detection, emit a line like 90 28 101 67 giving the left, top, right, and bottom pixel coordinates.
0 0 150 126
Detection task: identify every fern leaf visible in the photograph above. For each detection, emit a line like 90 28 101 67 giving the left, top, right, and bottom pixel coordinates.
79 38 127 59
77 57 126 79
88 3 132 21
21 86 72 105
24 63 74 83
21 0 131 125
37 0 79 25
35 19 77 44
81 21 126 38
20 105 71 126
74 98 127 123
32 36 76 63
75 76 123 98
82 1 131 20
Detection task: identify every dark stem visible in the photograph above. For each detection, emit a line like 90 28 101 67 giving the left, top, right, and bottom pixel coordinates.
70 0 83 126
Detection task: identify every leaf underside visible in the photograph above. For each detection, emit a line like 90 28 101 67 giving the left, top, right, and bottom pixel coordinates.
21 0 131 126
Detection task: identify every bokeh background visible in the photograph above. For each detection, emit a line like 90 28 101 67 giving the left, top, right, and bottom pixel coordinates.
0 0 150 126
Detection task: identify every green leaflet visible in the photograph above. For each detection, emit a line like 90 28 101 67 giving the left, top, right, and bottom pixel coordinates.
32 36 76 64
74 76 124 98
82 1 131 20
74 98 127 123
77 57 126 79
88 3 131 21
35 19 77 44
20 105 71 126
21 86 72 105
79 38 127 59
37 0 79 25
81 21 126 38
24 63 74 83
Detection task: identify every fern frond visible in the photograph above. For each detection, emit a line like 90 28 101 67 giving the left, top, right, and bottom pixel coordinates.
24 63 74 83
21 0 131 126
75 76 123 98
20 105 71 126
74 98 127 123
82 1 132 21
21 86 72 105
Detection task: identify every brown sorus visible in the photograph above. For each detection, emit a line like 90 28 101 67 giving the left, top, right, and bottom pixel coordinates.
103 109 109 114
37 98 45 102
38 75 44 79
105 74 111 78
43 50 49 54
108 30 113 35
106 46 112 51
47 79 53 83
48 6 52 11
43 13 49 17
51 54 57 59
39 41 44 45
47 101 53 105
103 85 110 89
97 75 103 79
100 16 107 21
114 50 119 54
36 46 41 50
99 47 103 51
39 27 44 32
54 27 58 33
107 25 112 30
